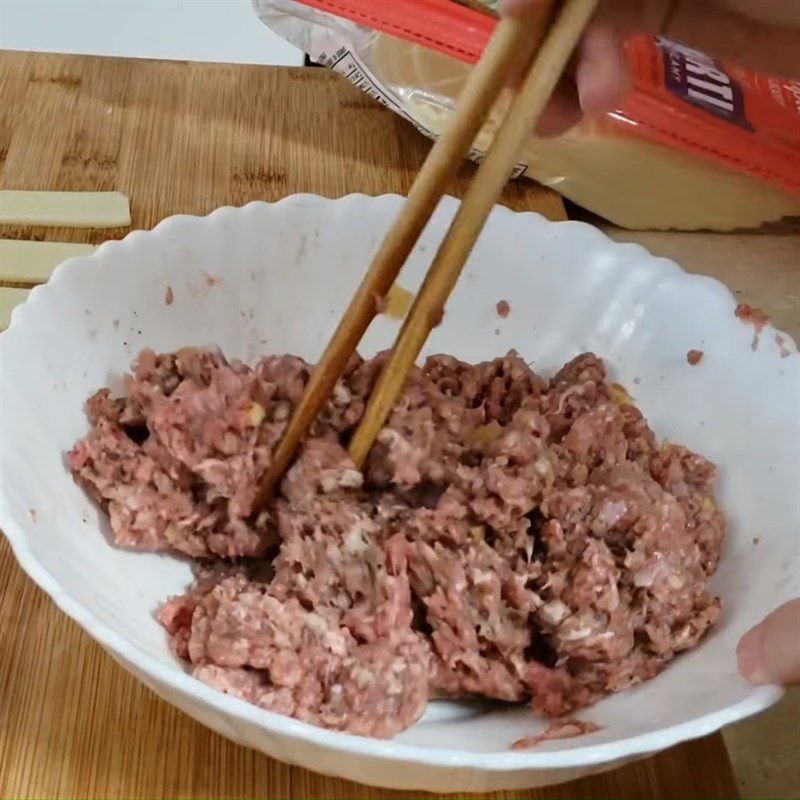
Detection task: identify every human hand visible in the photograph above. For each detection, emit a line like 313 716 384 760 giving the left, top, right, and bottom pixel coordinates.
737 599 800 686
500 0 800 135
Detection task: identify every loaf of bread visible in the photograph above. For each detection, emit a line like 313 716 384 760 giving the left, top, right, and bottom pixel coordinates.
373 34 800 231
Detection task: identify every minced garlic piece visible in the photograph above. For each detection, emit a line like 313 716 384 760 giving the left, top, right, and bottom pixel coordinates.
609 383 633 405
700 497 716 513
383 283 413 319
469 525 485 542
468 420 503 448
248 402 266 426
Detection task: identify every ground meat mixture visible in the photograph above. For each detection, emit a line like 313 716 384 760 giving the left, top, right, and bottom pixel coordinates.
687 349 703 366
734 303 770 332
511 719 601 749
70 348 725 738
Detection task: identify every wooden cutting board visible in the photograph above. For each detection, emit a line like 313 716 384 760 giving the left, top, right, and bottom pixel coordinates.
0 50 739 799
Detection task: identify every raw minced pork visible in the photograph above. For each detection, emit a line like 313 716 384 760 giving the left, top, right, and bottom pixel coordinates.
70 347 724 738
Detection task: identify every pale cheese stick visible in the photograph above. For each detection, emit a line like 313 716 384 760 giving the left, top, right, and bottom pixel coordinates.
0 191 131 228
0 287 30 329
0 239 97 283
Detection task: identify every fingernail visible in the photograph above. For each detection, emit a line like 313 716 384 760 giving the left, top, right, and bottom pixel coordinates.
737 625 769 684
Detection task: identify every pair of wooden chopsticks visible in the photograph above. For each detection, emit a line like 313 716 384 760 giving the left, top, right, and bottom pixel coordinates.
255 0 597 506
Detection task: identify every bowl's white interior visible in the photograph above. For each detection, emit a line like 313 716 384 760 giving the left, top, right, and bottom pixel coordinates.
2 195 797 762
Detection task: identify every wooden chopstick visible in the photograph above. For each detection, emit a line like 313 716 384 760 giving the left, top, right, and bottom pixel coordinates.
348 0 597 466
254 9 554 506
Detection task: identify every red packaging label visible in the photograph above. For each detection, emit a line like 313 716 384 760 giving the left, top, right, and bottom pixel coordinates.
658 38 752 130
297 0 800 194
623 36 800 192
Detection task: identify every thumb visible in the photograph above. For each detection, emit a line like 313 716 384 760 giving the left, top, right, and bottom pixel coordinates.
737 599 800 686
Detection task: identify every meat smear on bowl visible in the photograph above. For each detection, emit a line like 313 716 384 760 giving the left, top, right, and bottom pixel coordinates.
69 348 725 738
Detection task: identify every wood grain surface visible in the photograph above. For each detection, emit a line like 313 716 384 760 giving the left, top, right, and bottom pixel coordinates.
1 50 742 799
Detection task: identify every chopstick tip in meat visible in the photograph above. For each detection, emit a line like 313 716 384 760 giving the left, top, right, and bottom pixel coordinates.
255 0 595 504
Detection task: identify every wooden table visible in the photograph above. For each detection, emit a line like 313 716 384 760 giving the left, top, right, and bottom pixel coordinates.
0 50 750 799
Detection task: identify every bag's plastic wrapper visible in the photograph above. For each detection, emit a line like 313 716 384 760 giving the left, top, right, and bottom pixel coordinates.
253 0 800 230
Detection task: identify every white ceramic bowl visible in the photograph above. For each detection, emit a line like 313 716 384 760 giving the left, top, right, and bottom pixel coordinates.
2 195 798 793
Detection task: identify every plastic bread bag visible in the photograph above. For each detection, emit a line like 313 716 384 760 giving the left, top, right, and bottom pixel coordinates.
252 0 800 230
